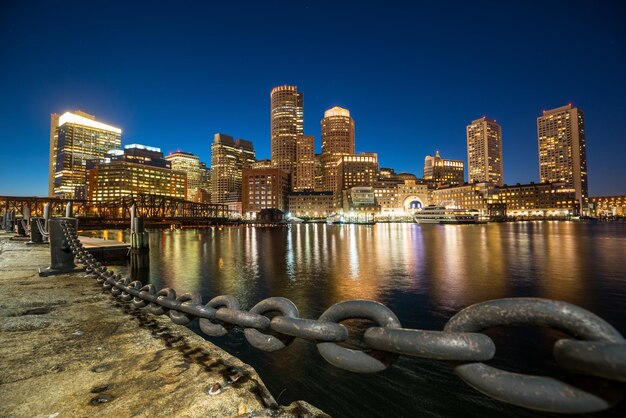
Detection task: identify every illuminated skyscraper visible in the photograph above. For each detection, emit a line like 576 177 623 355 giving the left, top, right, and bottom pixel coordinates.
423 151 465 187
466 117 503 186
321 106 355 192
537 104 588 213
87 144 186 202
48 111 122 198
166 151 210 202
270 85 303 175
211 133 256 204
293 135 315 191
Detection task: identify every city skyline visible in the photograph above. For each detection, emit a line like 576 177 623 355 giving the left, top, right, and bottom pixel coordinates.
1 1 625 196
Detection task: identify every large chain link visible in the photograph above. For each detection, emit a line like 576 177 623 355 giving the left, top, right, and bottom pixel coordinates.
61 222 626 413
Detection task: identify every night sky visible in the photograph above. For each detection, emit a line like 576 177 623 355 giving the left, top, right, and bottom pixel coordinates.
1 1 624 196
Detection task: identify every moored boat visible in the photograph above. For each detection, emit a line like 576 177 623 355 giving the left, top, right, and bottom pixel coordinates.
412 205 479 224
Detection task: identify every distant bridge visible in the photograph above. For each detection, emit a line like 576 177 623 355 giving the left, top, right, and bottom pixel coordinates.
0 194 232 227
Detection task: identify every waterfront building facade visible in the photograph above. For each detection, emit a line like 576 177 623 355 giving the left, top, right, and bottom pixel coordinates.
49 111 122 198
590 195 626 217
423 151 465 187
87 144 186 202
537 104 588 214
321 106 355 192
466 117 503 186
165 151 209 202
341 186 380 215
293 135 316 191
288 191 335 218
335 153 378 194
431 182 498 218
270 85 303 175
242 168 290 218
498 182 578 218
211 134 256 204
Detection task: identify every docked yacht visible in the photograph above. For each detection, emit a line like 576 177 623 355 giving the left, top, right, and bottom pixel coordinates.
412 205 479 224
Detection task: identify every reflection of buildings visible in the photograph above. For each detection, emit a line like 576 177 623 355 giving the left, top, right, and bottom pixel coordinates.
467 117 503 186
242 168 290 218
423 151 464 187
210 133 256 204
49 111 122 198
87 144 186 202
537 104 588 214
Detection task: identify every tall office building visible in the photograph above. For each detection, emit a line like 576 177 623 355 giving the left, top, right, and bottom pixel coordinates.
423 151 465 187
335 153 378 195
166 151 209 202
49 111 122 198
293 135 316 191
242 168 290 217
87 144 186 202
270 85 303 175
211 133 256 204
321 106 355 192
466 117 503 186
537 104 588 213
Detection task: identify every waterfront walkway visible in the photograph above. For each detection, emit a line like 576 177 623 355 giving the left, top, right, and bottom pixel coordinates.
0 231 325 417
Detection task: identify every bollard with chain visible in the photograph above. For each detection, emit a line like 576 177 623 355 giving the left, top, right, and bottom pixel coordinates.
26 216 46 245
38 218 85 276
58 220 626 414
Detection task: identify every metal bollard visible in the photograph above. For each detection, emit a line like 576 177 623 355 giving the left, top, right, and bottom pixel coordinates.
27 217 46 245
5 210 15 232
38 218 85 276
15 218 27 236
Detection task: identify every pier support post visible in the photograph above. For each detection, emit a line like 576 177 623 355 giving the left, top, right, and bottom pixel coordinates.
130 216 150 272
39 218 85 276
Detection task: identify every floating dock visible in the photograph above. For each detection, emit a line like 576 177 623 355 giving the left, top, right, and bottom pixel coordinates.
79 236 130 262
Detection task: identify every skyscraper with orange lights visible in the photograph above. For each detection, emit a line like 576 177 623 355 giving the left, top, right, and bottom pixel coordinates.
321 106 355 192
466 117 503 186
270 85 303 176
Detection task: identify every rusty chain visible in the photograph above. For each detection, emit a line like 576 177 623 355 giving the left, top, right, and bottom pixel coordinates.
60 222 626 414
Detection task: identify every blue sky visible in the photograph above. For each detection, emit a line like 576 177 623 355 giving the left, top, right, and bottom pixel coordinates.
0 0 624 196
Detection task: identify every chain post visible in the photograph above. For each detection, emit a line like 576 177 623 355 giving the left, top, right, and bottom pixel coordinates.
38 219 85 276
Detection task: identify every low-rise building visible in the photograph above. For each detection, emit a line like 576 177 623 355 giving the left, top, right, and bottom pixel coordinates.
498 182 578 218
590 195 626 217
431 182 498 218
341 186 380 215
288 191 334 218
242 168 290 219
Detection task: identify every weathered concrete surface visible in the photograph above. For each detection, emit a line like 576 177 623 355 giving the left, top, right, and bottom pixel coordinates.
0 231 328 418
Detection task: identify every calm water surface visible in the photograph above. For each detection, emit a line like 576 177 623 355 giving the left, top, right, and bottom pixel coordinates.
97 222 626 417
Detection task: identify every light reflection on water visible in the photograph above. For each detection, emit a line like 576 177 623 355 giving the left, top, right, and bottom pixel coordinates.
95 222 626 417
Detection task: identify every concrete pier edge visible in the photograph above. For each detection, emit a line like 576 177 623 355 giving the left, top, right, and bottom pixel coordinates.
0 231 327 418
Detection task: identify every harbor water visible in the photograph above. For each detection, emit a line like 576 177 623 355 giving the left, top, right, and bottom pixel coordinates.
96 222 626 417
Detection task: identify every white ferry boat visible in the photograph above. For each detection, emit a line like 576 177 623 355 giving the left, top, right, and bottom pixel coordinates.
412 205 479 224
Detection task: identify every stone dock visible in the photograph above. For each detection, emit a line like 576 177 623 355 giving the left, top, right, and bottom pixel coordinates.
0 231 327 418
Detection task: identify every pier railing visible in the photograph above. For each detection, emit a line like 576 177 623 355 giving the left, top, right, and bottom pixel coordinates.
55 220 626 414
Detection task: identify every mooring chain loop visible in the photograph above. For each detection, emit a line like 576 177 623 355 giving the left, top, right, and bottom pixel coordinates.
59 221 626 413
316 300 402 373
444 298 626 414
244 297 299 352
